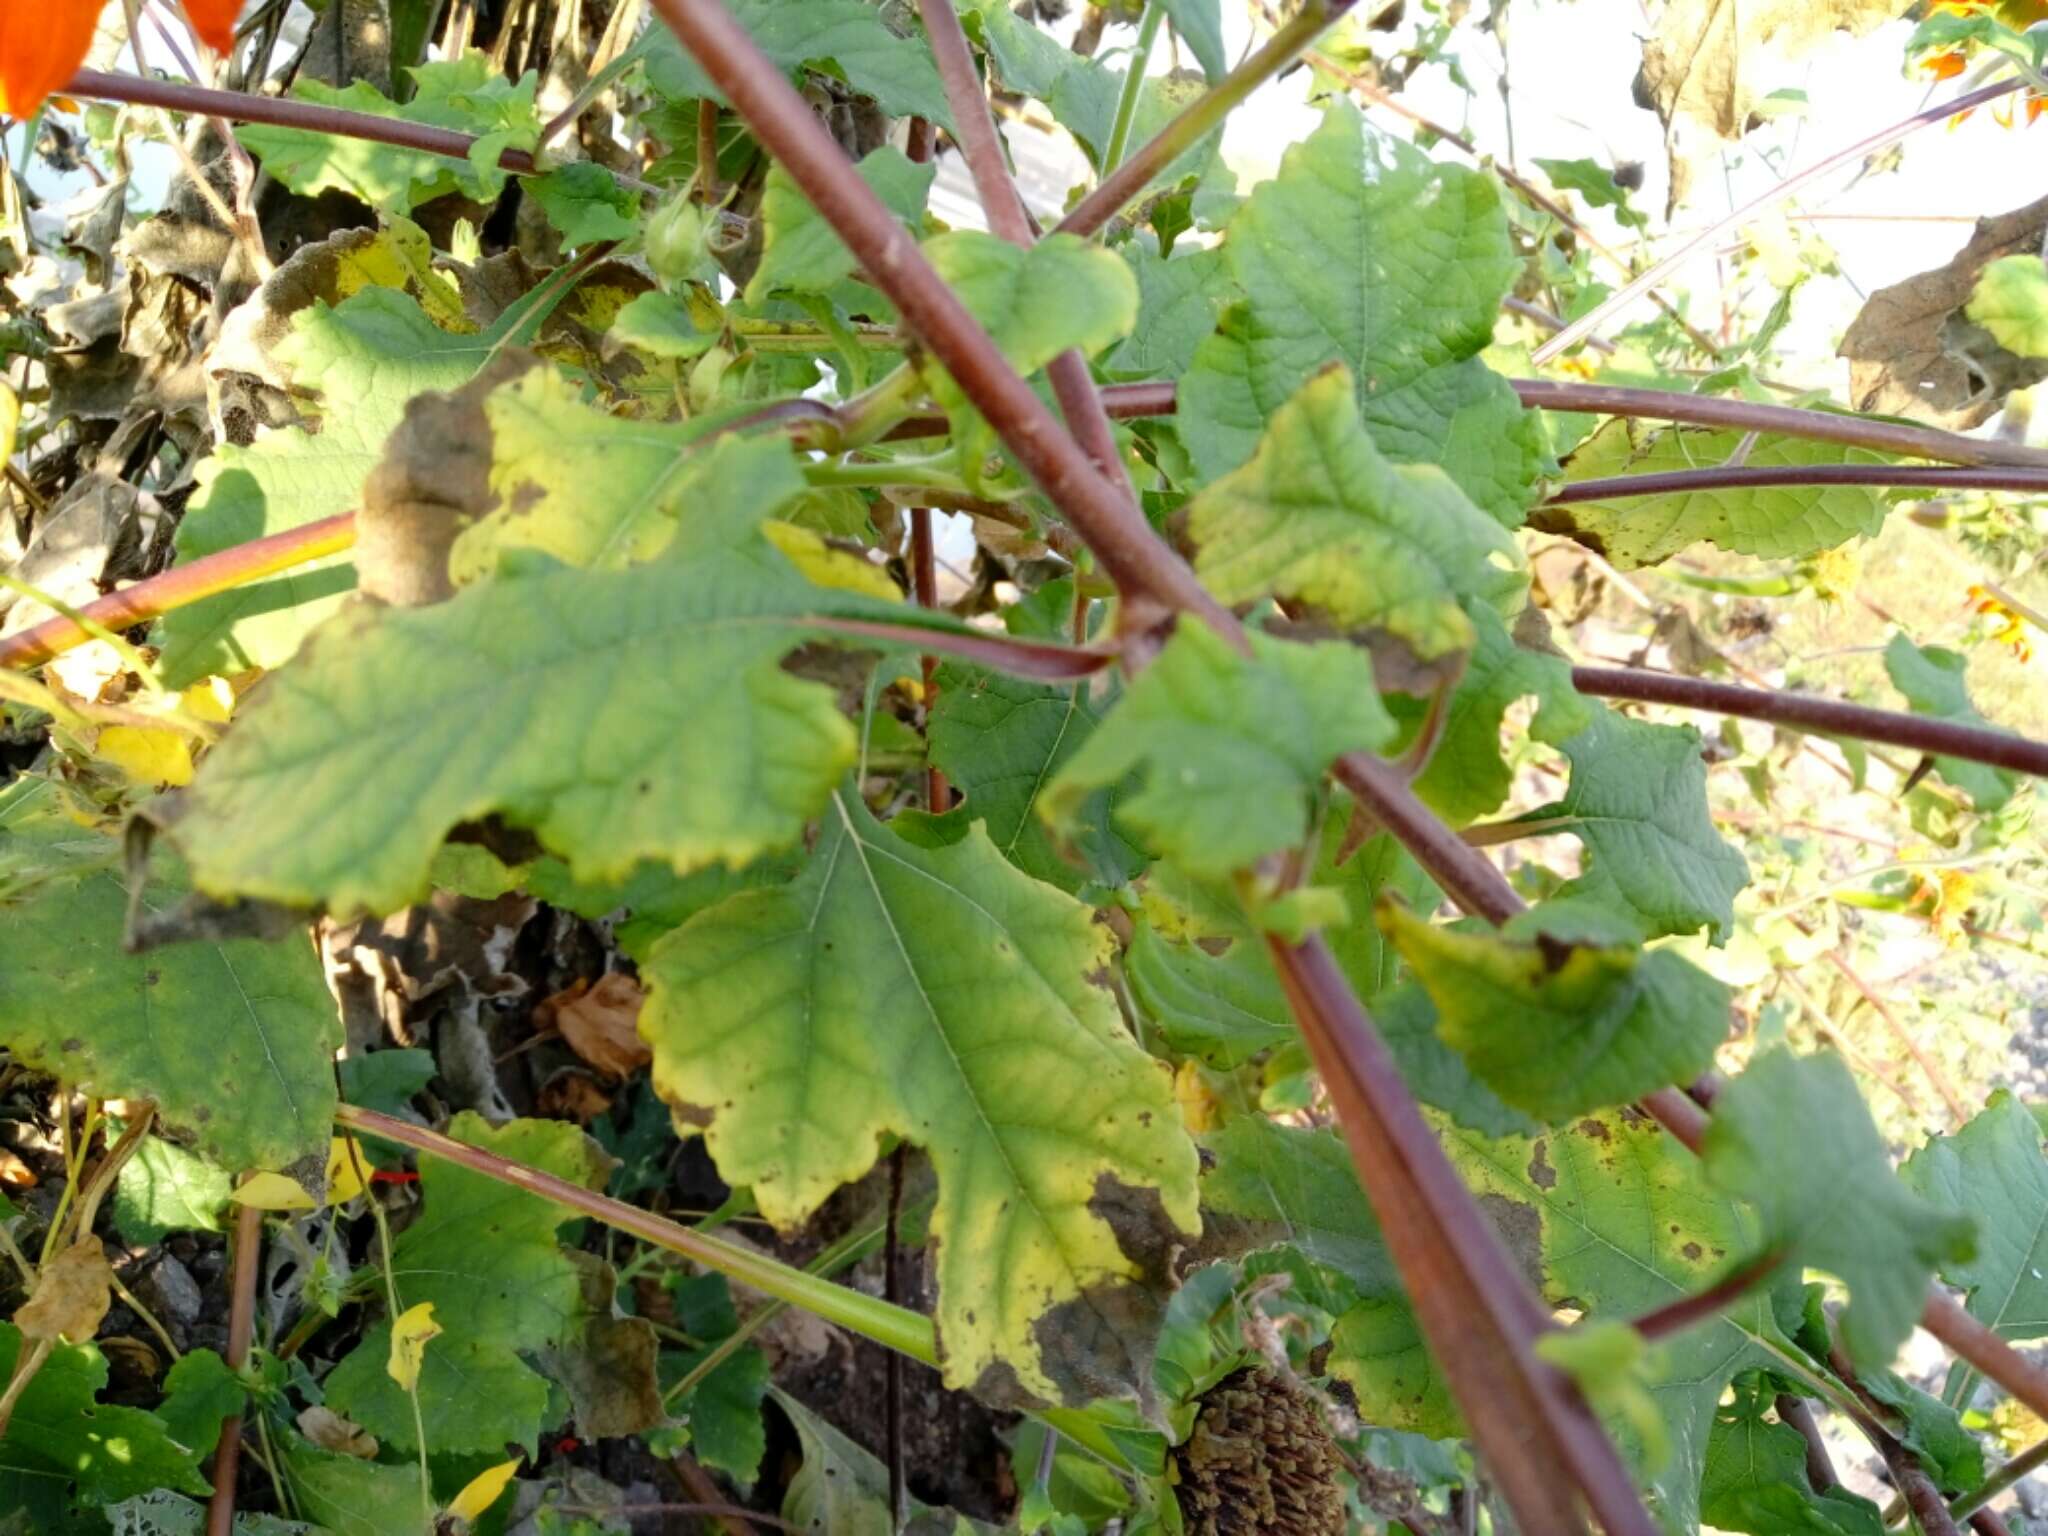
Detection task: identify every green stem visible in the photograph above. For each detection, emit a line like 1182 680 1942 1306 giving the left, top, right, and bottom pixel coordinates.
1102 3 1166 175
336 1105 1143 1474
804 456 976 493
336 1105 937 1368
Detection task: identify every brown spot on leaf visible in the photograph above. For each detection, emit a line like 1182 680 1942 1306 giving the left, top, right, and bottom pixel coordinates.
1527 1140 1557 1190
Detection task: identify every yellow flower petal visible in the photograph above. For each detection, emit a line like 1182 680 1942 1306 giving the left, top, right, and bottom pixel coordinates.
387 1301 441 1391
232 1172 317 1211
446 1458 520 1522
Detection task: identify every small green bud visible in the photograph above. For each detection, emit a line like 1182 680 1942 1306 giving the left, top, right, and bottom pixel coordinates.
644 195 711 288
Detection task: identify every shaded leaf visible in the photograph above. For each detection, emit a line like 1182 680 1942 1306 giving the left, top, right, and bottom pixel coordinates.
323 1114 612 1457
0 1325 208 1507
156 1350 245 1465
1968 253 2048 359
0 779 338 1173
526 163 642 248
642 790 1198 1408
1701 1373 1885 1536
1106 244 1237 380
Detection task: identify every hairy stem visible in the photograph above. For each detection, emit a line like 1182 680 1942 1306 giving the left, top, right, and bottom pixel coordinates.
1545 463 2048 504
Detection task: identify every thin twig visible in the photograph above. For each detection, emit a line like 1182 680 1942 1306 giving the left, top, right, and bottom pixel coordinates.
1775 1394 1839 1493
206 1199 263 1536
1822 950 1970 1128
1631 1249 1785 1342
671 1453 758 1536
1535 75 2029 361
1544 463 2048 505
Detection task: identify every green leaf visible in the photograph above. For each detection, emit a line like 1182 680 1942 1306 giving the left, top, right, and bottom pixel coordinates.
1379 903 1730 1122
1966 253 2048 359
1531 707 1751 942
166 454 921 916
909 657 1146 894
1328 1291 1462 1439
0 1324 208 1507
1901 1090 2048 1342
156 1350 246 1464
1533 156 1648 229
1408 603 1592 826
1178 100 1540 523
748 146 934 303
113 1135 233 1246
449 370 805 580
1186 366 1527 659
279 1431 431 1536
526 162 642 248
1125 923 1293 1068
1883 633 2021 811
1702 1048 1976 1368
1160 0 1227 81
1547 418 1890 569
611 290 721 360
0 779 339 1173
1041 621 1396 881
1106 243 1236 379
159 288 496 687
923 228 1138 381
102 1490 318 1535
644 0 952 124
1447 1110 1785 1531
323 1113 611 1456
663 1275 770 1483
1860 1367 1983 1489
238 58 539 211
1701 1373 1885 1536
1199 1114 1392 1298
774 1389 994 1535
642 790 1199 1407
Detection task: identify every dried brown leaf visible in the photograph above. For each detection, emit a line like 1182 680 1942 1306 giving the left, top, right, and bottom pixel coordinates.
540 973 652 1080
1840 195 2048 430
16 1238 113 1343
297 1404 380 1458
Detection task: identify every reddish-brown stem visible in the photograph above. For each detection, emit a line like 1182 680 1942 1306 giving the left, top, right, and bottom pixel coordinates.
1571 667 2048 780
1775 1395 1839 1492
1265 936 1658 1534
1631 1249 1785 1342
1638 1088 1708 1153
1083 380 2048 470
206 1200 262 1536
1828 1336 1964 1536
672 1453 757 1536
697 100 722 198
909 507 951 810
1536 75 2030 362
0 513 356 670
1334 754 1524 924
1545 464 2048 504
66 68 541 175
645 0 1224 627
917 0 1140 513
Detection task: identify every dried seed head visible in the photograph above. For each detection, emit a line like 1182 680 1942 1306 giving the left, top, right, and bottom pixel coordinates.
1171 1368 1347 1536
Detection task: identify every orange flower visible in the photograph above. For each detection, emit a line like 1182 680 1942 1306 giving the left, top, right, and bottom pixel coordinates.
1922 50 1969 80
1 0 238 120
0 0 102 118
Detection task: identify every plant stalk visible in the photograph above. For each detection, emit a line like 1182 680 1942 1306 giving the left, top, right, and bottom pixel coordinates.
1100 2 1165 175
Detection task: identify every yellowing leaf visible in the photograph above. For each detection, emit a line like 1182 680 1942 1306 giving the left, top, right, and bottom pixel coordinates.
326 1137 371 1206
232 1172 317 1211
95 726 195 788
181 677 238 725
760 522 901 602
0 378 18 466
446 1458 520 1522
387 1303 442 1391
